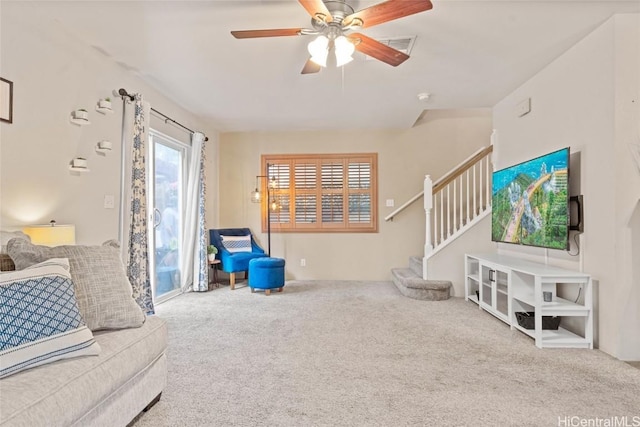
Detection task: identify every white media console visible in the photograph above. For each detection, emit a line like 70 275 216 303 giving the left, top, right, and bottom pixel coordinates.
465 253 593 349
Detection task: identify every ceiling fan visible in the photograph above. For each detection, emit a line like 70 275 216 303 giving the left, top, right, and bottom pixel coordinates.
231 0 433 74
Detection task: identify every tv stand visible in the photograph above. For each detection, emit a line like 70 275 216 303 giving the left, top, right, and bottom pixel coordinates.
465 253 593 349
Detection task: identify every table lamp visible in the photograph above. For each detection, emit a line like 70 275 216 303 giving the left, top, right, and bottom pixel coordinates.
23 220 76 246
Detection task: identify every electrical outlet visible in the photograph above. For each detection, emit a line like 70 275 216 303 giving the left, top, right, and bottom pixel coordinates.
300 258 306 267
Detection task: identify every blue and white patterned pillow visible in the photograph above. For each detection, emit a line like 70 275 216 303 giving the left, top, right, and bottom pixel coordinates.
0 258 100 378
221 235 252 253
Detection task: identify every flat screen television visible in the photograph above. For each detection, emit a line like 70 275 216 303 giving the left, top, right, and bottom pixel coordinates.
491 147 570 250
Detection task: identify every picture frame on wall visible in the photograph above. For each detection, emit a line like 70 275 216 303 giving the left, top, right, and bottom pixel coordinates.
1 78 13 124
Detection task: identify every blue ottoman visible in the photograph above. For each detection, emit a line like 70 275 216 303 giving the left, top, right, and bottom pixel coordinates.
248 257 285 295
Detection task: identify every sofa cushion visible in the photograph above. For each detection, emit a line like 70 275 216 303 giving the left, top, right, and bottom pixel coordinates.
221 235 252 253
0 258 101 378
0 230 30 254
7 239 145 331
222 252 268 273
0 315 167 426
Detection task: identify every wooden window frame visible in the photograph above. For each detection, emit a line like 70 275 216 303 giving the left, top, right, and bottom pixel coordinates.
260 153 378 233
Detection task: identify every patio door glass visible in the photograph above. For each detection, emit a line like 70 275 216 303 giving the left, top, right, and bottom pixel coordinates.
149 130 187 302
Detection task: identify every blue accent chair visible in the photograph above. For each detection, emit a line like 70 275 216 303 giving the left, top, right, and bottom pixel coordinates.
209 228 269 290
248 257 285 295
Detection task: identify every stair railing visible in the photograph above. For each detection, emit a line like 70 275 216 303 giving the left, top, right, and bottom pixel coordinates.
423 145 493 278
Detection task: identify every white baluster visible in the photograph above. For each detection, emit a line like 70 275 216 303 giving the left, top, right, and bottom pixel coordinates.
447 184 451 238
479 158 483 211
466 169 471 223
473 164 477 218
458 175 464 227
424 175 433 270
433 195 438 247
453 177 457 233
440 190 444 244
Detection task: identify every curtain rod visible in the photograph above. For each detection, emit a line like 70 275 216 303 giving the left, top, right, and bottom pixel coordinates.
117 88 209 142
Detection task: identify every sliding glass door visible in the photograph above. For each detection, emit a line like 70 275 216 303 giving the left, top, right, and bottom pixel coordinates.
148 130 188 302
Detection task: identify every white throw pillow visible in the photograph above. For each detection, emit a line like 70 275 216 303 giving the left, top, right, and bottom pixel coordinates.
221 235 252 253
0 258 101 378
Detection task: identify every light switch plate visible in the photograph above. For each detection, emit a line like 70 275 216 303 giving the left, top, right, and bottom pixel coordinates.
104 194 115 209
386 199 395 207
516 98 531 117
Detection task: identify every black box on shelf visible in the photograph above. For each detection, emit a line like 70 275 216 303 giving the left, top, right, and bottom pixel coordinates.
515 312 561 330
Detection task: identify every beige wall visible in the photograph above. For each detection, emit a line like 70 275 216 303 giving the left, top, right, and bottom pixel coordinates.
0 4 219 244
218 109 493 281
427 215 496 297
493 14 640 359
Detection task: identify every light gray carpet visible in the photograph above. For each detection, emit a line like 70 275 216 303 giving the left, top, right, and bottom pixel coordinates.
133 280 640 426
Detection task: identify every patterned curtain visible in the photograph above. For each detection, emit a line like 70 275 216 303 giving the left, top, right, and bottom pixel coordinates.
128 94 154 314
182 132 208 292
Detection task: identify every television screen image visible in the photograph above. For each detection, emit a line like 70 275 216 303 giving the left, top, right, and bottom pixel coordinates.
491 147 570 250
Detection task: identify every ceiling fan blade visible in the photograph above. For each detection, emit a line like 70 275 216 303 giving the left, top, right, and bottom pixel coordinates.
350 33 410 67
301 58 321 74
231 28 304 39
343 0 432 29
298 0 333 23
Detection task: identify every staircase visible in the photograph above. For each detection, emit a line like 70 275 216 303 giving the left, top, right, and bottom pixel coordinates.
388 144 494 300
391 256 451 300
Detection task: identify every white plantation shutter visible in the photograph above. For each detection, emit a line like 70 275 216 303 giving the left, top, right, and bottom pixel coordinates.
321 194 344 224
321 162 344 189
268 163 290 190
261 154 377 232
295 162 316 189
321 161 345 227
267 162 291 226
348 194 371 223
347 161 372 225
348 162 371 190
294 162 317 224
270 193 290 224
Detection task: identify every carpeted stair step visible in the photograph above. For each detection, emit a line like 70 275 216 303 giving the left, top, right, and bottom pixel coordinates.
391 267 451 301
409 256 423 277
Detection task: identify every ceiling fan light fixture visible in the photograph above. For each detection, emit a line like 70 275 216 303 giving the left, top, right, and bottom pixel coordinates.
308 35 329 67
231 0 435 74
334 35 355 67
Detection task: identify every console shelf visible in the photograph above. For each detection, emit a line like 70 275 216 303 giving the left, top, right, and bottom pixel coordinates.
465 253 593 349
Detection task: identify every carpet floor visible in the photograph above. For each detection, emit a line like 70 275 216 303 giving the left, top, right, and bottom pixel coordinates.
133 280 640 427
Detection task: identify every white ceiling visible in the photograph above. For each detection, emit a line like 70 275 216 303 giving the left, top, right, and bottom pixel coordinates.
12 1 640 132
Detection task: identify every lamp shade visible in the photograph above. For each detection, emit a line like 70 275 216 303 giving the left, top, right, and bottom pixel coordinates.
23 224 76 246
334 36 355 67
251 188 261 203
308 35 329 67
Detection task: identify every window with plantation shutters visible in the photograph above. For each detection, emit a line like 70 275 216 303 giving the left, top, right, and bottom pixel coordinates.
261 153 378 233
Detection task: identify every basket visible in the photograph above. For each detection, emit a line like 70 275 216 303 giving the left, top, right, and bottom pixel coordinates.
515 312 561 330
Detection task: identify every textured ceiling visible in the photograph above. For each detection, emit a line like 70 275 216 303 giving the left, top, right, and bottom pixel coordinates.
6 1 640 132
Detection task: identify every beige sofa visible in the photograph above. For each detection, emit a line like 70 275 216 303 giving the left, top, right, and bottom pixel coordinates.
0 248 168 426
0 316 167 427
